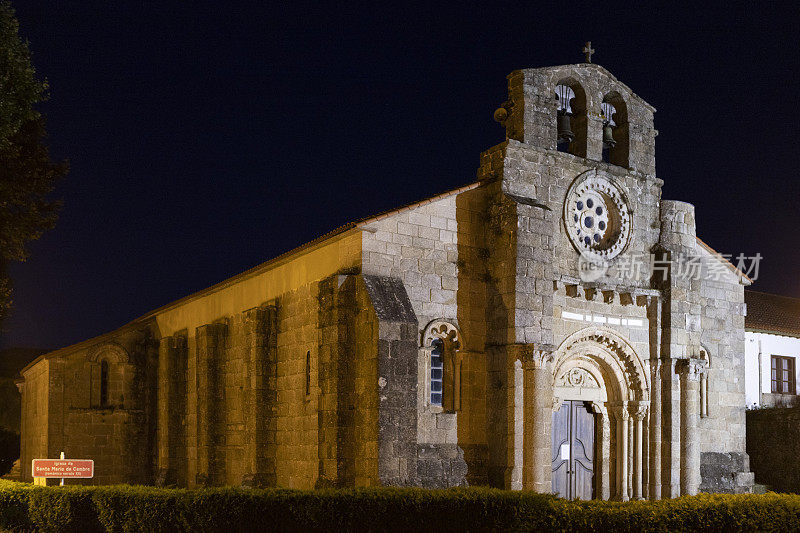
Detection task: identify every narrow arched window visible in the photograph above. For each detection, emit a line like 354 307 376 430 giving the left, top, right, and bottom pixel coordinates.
430 339 444 407
601 93 629 167
100 359 109 407
305 351 311 396
554 80 587 157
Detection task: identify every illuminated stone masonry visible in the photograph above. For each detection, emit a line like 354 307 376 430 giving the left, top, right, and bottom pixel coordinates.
17 63 752 497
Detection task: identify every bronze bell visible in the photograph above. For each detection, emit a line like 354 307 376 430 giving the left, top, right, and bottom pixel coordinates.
602 122 616 148
557 111 575 144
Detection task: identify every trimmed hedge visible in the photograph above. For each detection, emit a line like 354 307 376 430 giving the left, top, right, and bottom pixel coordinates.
1 480 799 532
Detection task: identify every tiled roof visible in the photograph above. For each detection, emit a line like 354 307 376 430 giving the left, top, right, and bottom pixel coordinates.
745 290 800 337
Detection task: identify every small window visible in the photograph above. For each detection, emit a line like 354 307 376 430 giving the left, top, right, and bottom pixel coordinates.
430 339 443 406
771 356 796 394
305 351 311 396
100 360 109 407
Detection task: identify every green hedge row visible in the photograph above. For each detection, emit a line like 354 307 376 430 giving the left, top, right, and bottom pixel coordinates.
1 480 799 532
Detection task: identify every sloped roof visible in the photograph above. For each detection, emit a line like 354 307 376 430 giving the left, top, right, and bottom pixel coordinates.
695 237 752 284
745 290 800 337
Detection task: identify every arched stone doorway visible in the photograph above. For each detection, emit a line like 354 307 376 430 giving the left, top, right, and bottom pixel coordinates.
550 327 649 500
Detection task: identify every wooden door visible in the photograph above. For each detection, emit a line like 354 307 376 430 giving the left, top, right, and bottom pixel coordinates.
551 400 595 499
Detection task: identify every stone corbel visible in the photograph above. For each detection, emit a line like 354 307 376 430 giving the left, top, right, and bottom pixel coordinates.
565 284 579 298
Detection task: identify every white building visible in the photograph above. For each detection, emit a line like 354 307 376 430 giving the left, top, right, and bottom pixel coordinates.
745 291 800 408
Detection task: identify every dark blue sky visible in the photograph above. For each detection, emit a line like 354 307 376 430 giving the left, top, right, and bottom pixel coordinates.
3 2 799 350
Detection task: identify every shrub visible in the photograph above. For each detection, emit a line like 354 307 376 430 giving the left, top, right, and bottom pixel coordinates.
0 480 799 532
0 479 33 531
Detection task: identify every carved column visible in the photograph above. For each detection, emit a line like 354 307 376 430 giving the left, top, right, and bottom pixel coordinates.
678 357 705 496
648 359 662 500
591 403 611 500
521 346 554 493
700 374 708 418
632 404 647 500
664 358 682 498
613 404 630 500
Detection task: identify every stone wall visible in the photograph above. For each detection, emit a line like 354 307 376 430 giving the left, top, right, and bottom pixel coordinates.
746 406 800 493
19 270 415 489
696 245 748 455
18 326 154 485
18 360 49 482
502 64 657 176
361 192 474 487
478 140 663 287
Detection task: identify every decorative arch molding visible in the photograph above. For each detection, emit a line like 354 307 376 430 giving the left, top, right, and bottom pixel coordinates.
421 319 462 349
88 342 130 364
420 319 463 413
553 357 609 405
552 326 649 402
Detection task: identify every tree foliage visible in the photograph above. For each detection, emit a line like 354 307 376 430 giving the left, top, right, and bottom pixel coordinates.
0 1 67 324
0 427 18 476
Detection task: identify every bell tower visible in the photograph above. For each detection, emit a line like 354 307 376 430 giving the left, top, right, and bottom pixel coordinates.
493 60 657 176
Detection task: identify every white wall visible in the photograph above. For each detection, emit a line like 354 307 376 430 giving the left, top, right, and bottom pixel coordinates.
745 331 800 407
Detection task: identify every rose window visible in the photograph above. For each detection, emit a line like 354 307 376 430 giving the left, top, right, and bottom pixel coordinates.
564 173 631 260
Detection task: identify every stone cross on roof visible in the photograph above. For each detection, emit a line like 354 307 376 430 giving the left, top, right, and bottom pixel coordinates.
583 41 595 63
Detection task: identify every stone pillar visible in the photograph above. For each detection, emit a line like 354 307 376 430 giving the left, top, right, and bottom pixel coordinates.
648 359 662 500
613 404 630 501
678 357 705 496
195 323 226 486
592 403 611 500
632 404 647 500
241 306 278 487
510 357 523 490
522 347 554 493
361 275 421 487
700 375 708 418
522 359 534 491
157 336 178 485
663 359 682 498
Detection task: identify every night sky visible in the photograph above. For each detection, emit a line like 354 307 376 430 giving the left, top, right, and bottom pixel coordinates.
2 2 799 350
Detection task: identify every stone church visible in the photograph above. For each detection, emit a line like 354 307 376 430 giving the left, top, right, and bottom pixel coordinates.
17 61 754 499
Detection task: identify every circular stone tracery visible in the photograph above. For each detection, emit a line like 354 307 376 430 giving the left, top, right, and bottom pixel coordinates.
564 173 631 260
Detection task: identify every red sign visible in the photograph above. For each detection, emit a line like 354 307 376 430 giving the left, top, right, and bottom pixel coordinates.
32 459 94 478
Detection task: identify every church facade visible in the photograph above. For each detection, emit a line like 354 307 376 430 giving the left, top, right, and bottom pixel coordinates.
17 63 754 498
